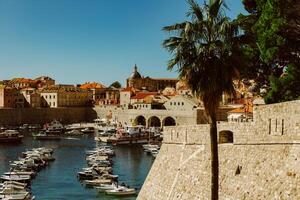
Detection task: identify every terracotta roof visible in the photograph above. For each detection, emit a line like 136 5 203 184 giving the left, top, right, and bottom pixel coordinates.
131 92 157 100
228 106 253 114
80 82 106 89
121 87 135 92
177 85 189 90
41 85 87 93
20 87 36 91
152 78 178 81
10 78 35 84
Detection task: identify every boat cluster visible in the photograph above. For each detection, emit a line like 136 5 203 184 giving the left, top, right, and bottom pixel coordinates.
0 130 23 143
95 121 163 146
0 147 55 200
142 144 160 158
32 121 95 140
77 145 136 196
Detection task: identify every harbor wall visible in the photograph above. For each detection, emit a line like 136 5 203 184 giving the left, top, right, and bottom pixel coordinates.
138 100 300 200
93 106 232 127
0 107 97 125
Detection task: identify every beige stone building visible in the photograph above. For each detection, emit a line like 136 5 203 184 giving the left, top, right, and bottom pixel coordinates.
0 85 25 108
164 95 198 111
126 65 178 92
80 82 120 106
35 76 55 88
9 78 37 89
20 88 41 108
120 87 135 107
40 85 93 108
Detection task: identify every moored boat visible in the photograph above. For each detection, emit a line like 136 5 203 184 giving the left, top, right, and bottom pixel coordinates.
32 131 61 140
0 130 23 143
105 187 136 196
81 127 95 134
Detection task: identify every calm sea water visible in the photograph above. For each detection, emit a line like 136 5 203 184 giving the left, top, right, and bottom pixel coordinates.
0 133 154 200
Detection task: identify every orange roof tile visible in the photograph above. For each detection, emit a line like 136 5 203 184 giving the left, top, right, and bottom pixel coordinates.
121 87 135 92
228 106 253 114
131 92 157 100
80 82 106 89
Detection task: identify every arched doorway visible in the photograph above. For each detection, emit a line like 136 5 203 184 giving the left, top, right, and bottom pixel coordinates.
148 116 161 127
135 115 146 126
219 130 234 144
162 116 176 127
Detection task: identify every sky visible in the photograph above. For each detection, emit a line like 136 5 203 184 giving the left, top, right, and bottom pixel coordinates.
0 0 246 86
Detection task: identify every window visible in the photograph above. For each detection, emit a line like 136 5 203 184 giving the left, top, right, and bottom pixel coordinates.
182 102 184 106
53 102 55 107
45 95 48 99
170 102 172 106
53 95 55 99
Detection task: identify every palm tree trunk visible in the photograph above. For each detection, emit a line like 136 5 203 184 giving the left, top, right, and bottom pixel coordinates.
210 113 219 200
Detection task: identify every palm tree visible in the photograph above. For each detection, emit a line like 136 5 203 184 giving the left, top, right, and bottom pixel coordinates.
163 0 244 199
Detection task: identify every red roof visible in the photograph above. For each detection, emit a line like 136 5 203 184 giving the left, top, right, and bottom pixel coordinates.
131 92 157 100
228 106 253 114
121 87 135 92
80 82 106 89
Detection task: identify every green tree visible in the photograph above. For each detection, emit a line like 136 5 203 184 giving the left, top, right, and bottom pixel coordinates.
163 0 244 199
238 0 300 102
110 81 121 88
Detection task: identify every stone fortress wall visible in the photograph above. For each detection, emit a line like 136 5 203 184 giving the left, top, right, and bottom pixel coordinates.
138 100 300 200
93 106 232 127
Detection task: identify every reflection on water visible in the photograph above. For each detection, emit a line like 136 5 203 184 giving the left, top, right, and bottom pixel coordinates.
0 133 154 200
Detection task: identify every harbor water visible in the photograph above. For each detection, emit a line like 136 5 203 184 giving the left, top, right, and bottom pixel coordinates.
0 133 154 200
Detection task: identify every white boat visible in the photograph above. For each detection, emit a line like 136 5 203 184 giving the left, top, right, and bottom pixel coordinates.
0 175 31 183
81 127 95 134
84 178 112 186
105 187 136 196
3 172 35 178
124 125 145 135
142 144 159 150
96 183 123 192
65 129 82 136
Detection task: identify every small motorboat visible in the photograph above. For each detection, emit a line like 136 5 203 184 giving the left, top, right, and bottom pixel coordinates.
32 131 61 140
81 127 95 134
105 187 136 196
84 178 112 186
65 129 82 136
96 183 122 192
0 175 31 183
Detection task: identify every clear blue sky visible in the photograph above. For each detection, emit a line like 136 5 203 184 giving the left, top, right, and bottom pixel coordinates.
0 0 245 86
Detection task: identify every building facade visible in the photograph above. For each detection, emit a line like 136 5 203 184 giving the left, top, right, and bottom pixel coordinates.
0 86 25 108
40 85 93 107
126 65 178 92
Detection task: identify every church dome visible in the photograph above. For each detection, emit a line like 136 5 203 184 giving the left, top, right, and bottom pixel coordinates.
130 64 142 79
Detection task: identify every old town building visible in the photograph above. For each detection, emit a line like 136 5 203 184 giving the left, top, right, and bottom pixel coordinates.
35 76 55 88
40 85 93 108
20 87 41 108
79 82 119 105
0 85 25 108
126 65 178 92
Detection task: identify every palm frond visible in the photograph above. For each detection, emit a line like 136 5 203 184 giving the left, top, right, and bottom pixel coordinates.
186 0 204 21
